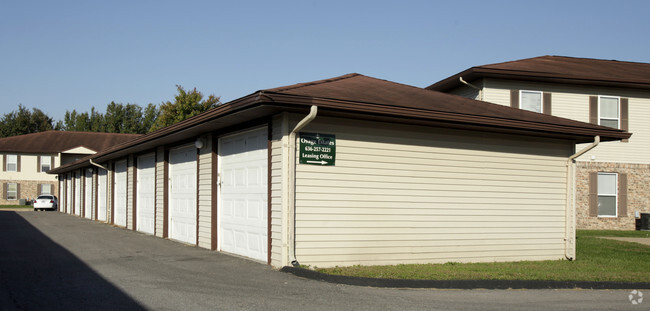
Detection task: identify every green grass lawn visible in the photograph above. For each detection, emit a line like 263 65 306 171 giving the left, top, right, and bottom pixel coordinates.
315 230 650 282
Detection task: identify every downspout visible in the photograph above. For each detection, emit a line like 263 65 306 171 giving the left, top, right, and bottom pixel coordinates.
89 158 109 171
459 77 483 101
288 105 318 266
564 136 600 260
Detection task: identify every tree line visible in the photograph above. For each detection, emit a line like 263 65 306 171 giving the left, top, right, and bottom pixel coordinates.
0 85 220 138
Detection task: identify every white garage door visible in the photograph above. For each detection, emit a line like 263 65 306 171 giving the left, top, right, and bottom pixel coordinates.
74 173 81 216
169 145 197 244
137 153 156 235
97 168 107 222
219 127 268 262
84 169 93 219
114 160 128 227
66 175 72 214
59 179 65 213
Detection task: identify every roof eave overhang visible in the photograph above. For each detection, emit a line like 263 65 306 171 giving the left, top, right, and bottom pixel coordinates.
49 92 629 174
427 68 650 92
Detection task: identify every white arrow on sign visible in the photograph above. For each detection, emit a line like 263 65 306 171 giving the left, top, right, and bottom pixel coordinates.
306 160 328 165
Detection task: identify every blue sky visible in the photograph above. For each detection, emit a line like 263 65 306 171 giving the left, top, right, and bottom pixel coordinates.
2 0 649 122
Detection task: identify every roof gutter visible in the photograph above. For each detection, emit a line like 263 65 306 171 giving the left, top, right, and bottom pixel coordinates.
89 158 109 171
287 105 318 267
564 135 600 261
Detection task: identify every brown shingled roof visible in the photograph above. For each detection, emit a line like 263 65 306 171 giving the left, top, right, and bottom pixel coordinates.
263 73 630 140
427 55 650 92
0 131 142 154
50 73 630 174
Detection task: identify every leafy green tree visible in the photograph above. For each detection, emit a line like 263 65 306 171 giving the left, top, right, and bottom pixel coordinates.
142 103 159 133
103 101 125 133
149 85 220 132
0 105 56 138
122 103 144 134
89 106 105 132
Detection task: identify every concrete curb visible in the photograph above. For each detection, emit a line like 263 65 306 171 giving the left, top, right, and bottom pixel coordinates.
280 266 650 290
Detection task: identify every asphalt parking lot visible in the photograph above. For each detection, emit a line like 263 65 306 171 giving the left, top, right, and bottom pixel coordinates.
0 210 643 310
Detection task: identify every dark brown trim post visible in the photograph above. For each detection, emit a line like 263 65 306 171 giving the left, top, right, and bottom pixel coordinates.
510 90 519 108
589 96 598 124
588 172 598 217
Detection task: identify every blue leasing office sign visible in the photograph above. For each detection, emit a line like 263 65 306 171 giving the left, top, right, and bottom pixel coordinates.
299 133 335 166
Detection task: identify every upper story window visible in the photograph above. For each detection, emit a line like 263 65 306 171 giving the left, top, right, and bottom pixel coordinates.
597 172 617 217
599 96 620 129
511 90 551 114
40 156 52 172
520 90 543 113
6 155 17 172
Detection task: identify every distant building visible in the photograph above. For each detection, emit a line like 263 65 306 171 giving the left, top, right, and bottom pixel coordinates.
428 55 650 230
0 131 140 205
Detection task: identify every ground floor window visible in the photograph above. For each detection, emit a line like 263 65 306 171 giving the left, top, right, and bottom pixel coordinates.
40 184 52 195
6 183 18 200
598 172 617 217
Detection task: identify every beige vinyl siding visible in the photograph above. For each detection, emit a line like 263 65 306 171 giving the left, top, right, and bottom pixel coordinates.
155 146 165 237
481 78 650 164
1 153 58 182
270 113 289 267
197 134 213 249
292 117 570 268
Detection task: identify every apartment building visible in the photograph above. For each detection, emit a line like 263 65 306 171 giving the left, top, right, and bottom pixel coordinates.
0 131 140 204
428 56 650 230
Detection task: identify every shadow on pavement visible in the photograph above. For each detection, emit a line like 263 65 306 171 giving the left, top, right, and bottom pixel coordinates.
0 211 146 310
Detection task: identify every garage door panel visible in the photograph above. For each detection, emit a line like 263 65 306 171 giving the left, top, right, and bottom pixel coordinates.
84 171 92 219
114 161 127 227
169 145 197 245
98 169 107 222
74 175 81 216
137 154 156 235
219 127 268 262
66 177 72 214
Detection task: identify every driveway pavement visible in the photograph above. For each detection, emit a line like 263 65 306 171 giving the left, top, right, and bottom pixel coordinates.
0 210 644 310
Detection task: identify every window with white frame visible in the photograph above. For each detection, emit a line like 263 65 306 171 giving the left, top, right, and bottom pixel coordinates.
597 173 617 217
6 155 17 172
41 156 51 172
599 96 619 129
520 90 543 113
41 184 52 195
7 183 17 200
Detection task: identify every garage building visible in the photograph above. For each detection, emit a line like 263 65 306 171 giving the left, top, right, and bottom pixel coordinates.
50 74 629 268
